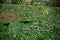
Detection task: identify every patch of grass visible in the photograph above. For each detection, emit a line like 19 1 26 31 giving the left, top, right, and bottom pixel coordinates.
0 4 60 40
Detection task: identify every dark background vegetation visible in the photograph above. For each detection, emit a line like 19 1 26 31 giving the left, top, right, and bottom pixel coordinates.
0 0 60 6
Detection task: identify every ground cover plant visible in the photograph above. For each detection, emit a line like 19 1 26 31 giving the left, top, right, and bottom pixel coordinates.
0 0 60 40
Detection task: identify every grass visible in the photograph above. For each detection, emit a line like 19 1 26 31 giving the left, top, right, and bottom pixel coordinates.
0 4 60 40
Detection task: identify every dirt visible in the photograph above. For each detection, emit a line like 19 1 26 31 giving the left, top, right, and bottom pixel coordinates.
0 13 21 22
